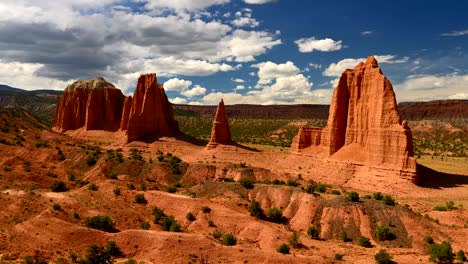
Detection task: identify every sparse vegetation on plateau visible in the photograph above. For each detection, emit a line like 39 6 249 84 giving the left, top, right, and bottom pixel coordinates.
221 233 237 246
307 226 320 240
50 181 68 192
428 241 454 263
277 243 290 254
346 191 360 202
357 237 372 248
84 215 116 232
374 249 393 264
248 200 265 219
134 194 148 205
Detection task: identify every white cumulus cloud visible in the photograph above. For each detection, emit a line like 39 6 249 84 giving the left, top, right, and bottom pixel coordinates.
181 84 207 97
163 78 193 92
295 37 343 53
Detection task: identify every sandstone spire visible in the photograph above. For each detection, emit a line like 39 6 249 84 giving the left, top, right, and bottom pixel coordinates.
54 77 125 132
125 73 179 142
207 99 232 147
292 56 417 182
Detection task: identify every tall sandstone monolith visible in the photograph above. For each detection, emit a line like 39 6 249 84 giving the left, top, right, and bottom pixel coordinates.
125 73 179 142
207 99 232 148
292 56 417 182
54 77 125 132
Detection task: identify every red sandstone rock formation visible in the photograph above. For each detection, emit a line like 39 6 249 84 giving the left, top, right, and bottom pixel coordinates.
125 73 179 142
207 99 232 148
54 77 125 132
292 56 417 181
120 96 132 130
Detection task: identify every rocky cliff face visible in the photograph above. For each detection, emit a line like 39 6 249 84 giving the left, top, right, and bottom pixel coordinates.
292 56 417 182
54 77 125 132
125 73 179 142
398 100 468 121
207 99 232 148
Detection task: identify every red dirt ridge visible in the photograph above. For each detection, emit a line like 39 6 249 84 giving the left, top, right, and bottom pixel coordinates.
292 56 417 182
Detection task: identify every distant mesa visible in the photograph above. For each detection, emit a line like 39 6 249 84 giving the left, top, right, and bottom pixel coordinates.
54 73 179 143
207 99 232 148
292 56 417 182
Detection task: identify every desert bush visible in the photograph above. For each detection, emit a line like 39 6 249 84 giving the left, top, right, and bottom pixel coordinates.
357 237 372 248
428 241 454 264
363 195 372 199
424 236 434 244
288 231 301 248
286 179 300 187
167 186 177 193
70 241 122 264
456 250 467 262
152 207 166 224
201 206 212 213
267 207 284 223
140 221 150 230
374 249 393 264
277 243 290 254
161 216 181 232
127 183 135 190
50 181 69 192
23 252 48 264
186 212 196 221
331 190 341 195
373 192 384 200
239 178 255 189
238 162 247 168
346 192 360 202
124 259 138 264
84 215 116 232
108 172 118 180
222 233 237 246
374 225 393 241
208 220 216 227
169 155 182 174
129 148 143 161
134 194 148 205
140 184 147 191
212 229 222 239
334 253 344 261
73 212 80 219
341 231 350 242
307 226 320 240
113 187 121 196
248 200 265 219
88 183 99 191
52 204 62 211
382 195 396 206
86 155 97 166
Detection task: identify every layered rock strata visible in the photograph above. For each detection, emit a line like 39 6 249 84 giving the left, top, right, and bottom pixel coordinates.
207 99 232 148
54 77 125 132
292 56 417 182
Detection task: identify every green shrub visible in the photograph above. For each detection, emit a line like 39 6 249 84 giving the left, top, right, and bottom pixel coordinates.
374 249 393 264
288 231 300 248
286 180 300 187
70 241 122 263
363 195 372 199
341 231 350 242
50 181 69 192
134 194 148 205
109 172 118 180
445 201 455 210
86 156 97 166
124 258 138 264
212 229 222 239
88 183 99 191
113 187 121 196
130 148 143 161
73 212 80 219
239 178 255 189
52 204 62 211
222 233 237 246
456 250 467 262
428 241 454 264
152 207 166 224
357 237 372 248
161 216 181 232
127 183 135 190
201 206 212 213
331 190 341 195
316 184 327 193
424 236 434 244
433 205 447 211
167 186 177 193
382 195 396 206
140 221 150 230
140 184 147 191
373 192 384 200
374 225 393 241
334 253 344 261
248 200 265 219
267 207 284 223
346 192 360 202
23 253 48 264
186 212 196 221
277 243 290 254
208 220 216 227
307 226 320 240
84 215 116 232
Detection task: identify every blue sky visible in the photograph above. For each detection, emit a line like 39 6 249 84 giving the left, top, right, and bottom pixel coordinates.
0 0 466 104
